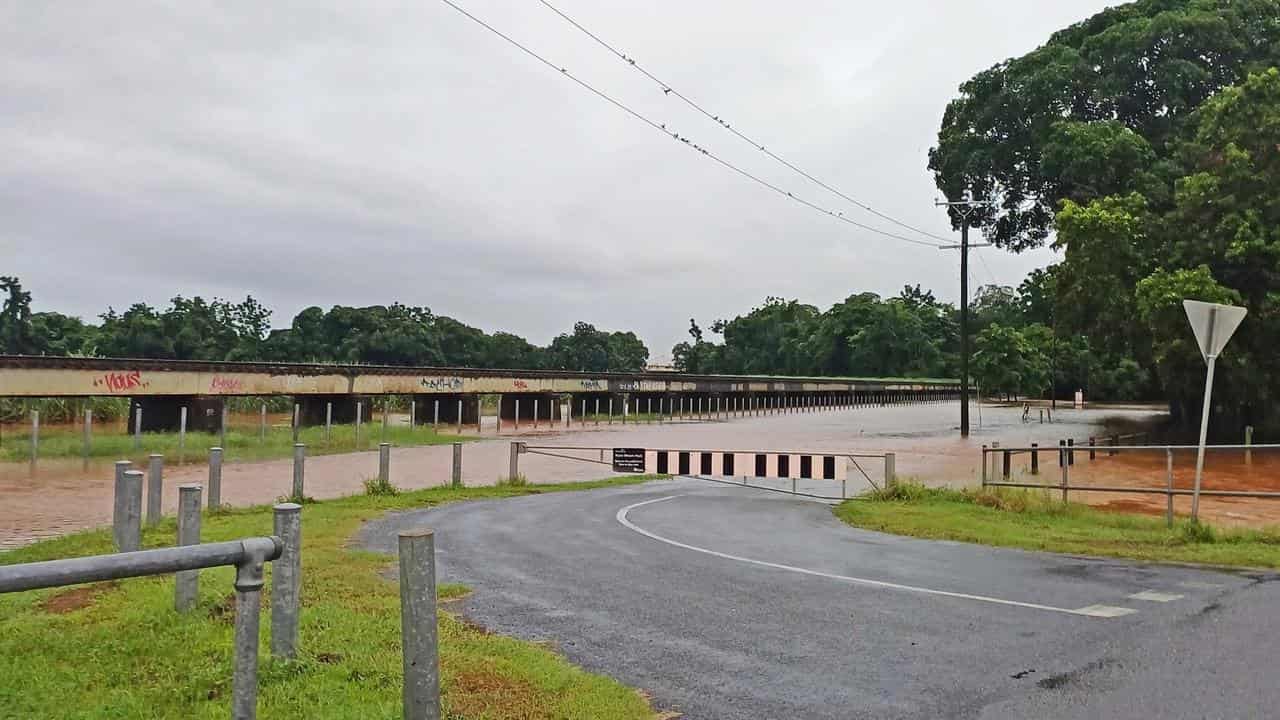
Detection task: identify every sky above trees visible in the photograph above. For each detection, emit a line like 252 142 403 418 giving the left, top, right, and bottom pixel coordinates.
0 0 1112 359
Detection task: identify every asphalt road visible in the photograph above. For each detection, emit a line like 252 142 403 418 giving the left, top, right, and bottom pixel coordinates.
360 479 1280 719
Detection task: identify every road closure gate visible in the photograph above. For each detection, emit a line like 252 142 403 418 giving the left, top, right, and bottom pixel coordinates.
513 443 895 501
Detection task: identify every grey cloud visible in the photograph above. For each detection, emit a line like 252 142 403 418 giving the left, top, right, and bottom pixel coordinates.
1 0 1115 360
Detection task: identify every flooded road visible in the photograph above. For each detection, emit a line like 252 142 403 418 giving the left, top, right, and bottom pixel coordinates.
5 400 1268 549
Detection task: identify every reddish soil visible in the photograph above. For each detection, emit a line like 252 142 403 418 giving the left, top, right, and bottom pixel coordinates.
39 581 117 614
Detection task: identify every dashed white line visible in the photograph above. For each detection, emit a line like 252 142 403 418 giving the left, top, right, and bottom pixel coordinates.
616 495 1137 619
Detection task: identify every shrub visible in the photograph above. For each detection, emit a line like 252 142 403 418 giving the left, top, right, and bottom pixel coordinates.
362 476 399 496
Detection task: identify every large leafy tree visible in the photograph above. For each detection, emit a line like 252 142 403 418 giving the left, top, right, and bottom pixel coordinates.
930 0 1280 249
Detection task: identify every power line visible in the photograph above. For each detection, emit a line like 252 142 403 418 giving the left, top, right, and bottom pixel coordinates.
974 248 999 286
536 0 951 245
436 0 941 249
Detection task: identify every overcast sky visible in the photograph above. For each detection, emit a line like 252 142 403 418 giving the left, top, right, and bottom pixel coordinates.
2 0 1117 361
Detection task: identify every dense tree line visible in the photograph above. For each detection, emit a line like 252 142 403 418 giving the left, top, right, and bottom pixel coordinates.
931 0 1280 430
0 278 648 373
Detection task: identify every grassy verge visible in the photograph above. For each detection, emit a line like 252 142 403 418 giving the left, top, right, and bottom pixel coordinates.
835 482 1280 568
0 475 670 719
0 423 470 466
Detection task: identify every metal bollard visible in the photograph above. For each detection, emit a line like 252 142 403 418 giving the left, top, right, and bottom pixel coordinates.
410 400 417 432
1030 444 1039 475
230 539 272 720
451 443 463 489
1060 441 1069 503
514 399 520 432
1246 425 1254 466
1089 436 1096 461
379 442 391 484
1002 449 1011 480
1165 448 1175 528
179 406 188 464
30 409 38 476
399 529 442 720
1067 438 1075 466
271 503 302 660
208 447 224 511
147 454 164 526
884 452 896 486
261 403 268 443
433 400 439 430
356 401 363 448
175 484 202 612
113 465 143 552
292 443 306 500
325 402 333 445
456 400 462 434
220 405 228 450
133 404 142 450
509 442 520 480
82 408 92 472
534 399 540 430
293 403 301 444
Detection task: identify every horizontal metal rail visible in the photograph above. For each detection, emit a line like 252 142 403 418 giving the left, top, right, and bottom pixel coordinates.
982 482 1280 499
984 443 1280 453
522 444 885 458
0 537 281 594
0 537 283 720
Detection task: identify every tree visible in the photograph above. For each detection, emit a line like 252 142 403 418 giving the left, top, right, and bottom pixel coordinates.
930 0 1280 249
0 276 35 354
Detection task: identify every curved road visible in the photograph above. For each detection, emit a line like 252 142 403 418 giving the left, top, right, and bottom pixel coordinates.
361 479 1280 719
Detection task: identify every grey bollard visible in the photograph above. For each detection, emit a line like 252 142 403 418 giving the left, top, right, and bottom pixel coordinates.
30 410 38 476
292 443 306 500
178 406 188 464
399 530 441 720
451 443 463 489
379 442 391 484
1246 425 1254 465
325 402 333 445
113 465 143 552
293 403 301 444
884 453 896 486
208 447 223 511
261 403 268 443
271 503 302 660
175 484 202 612
509 442 520 480
146 454 164 526
220 405 228 450
133 404 142 450
82 408 92 472
231 541 270 720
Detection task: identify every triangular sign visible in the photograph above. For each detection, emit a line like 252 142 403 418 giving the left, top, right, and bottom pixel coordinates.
1183 300 1247 361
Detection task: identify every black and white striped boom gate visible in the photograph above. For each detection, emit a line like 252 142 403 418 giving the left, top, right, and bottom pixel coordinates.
633 449 845 481
516 443 896 501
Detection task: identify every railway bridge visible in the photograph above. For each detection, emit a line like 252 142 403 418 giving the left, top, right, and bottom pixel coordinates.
0 355 962 431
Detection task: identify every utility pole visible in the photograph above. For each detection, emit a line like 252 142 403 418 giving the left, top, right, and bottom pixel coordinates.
937 193 994 437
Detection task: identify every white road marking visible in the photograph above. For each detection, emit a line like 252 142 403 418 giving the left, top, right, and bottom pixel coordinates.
616 495 1137 619
1128 590 1184 603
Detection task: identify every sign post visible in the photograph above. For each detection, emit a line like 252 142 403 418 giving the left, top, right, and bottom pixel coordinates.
1183 300 1247 521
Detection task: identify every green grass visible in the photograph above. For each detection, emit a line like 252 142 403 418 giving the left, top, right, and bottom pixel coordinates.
0 422 469 466
836 482 1280 568
0 475 670 719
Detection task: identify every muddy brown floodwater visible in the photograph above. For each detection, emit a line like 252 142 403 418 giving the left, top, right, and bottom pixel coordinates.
2 401 1270 549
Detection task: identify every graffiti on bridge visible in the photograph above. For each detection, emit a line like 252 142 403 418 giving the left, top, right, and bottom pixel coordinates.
92 370 148 393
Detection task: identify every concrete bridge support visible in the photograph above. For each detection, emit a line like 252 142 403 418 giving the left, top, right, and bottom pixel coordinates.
417 394 481 426
499 394 562 423
129 396 223 433
297 395 372 427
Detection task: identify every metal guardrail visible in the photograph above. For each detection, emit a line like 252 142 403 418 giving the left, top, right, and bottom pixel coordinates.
0 537 282 720
981 441 1280 524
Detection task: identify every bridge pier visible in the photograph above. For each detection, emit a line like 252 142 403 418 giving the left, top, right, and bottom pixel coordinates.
129 396 223 433
499 394 562 422
415 394 481 425
297 395 372 427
